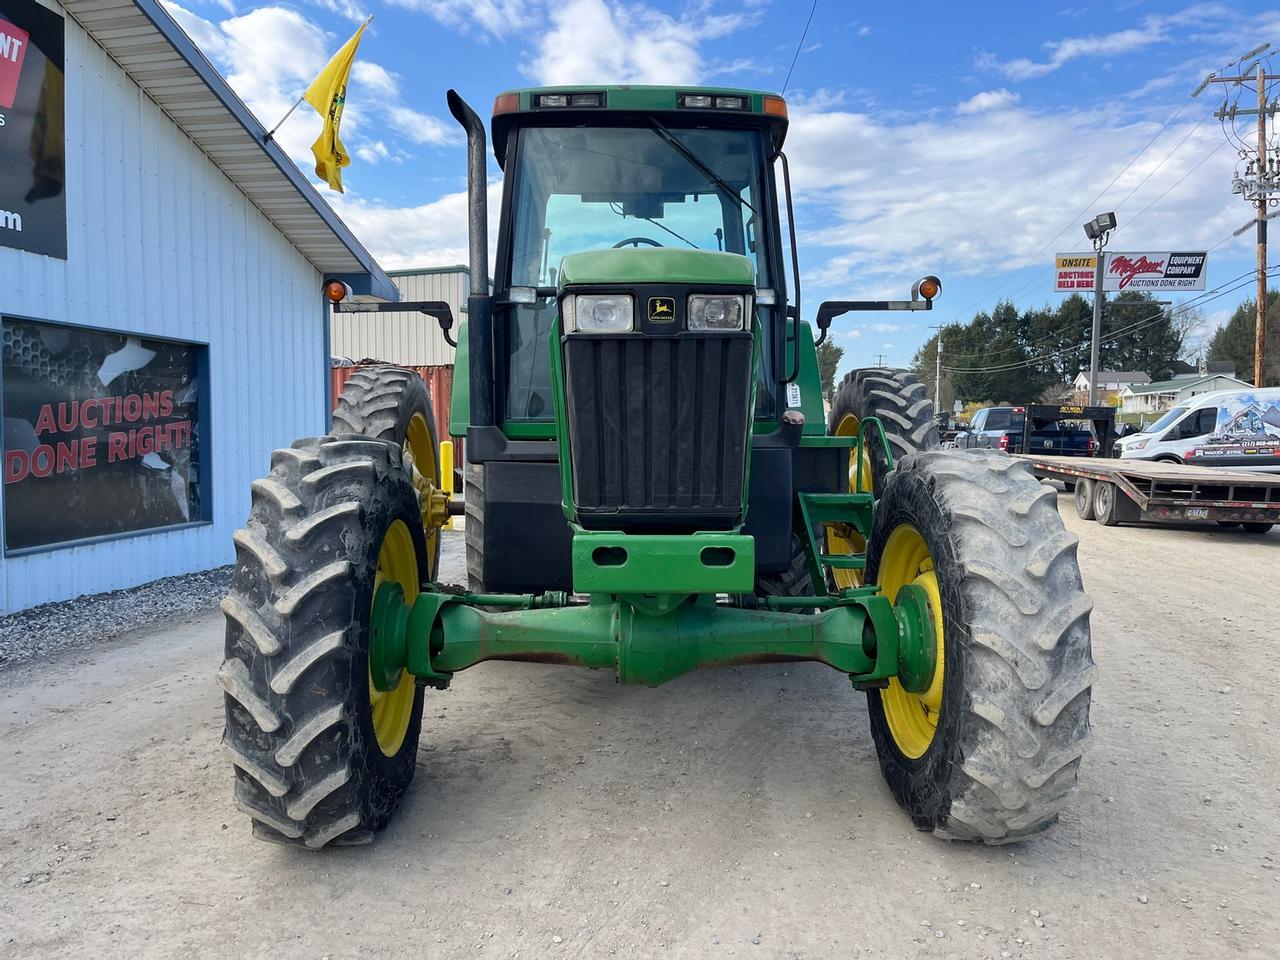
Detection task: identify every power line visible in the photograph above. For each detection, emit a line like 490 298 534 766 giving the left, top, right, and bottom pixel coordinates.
941 267 1270 373
914 45 1279 354
782 0 818 95
943 274 1260 373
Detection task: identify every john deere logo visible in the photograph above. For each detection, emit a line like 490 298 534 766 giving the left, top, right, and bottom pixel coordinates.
648 297 675 323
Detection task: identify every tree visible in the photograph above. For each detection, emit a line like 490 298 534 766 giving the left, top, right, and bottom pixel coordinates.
815 339 844 401
1099 291 1184 381
914 290 1191 406
1208 290 1280 386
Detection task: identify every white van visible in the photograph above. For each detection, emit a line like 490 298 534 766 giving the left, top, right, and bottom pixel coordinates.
1114 388 1280 472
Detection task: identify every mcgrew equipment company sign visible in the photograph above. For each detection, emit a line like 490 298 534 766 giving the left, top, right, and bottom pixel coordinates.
0 0 65 259
1054 251 1208 293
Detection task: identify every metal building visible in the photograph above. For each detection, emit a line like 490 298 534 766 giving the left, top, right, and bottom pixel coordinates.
0 0 393 613
331 265 467 366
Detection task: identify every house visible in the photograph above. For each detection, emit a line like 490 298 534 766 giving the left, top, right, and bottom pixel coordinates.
1072 370 1151 395
1119 374 1255 415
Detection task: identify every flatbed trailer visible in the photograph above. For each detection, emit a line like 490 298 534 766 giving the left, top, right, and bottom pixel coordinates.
1015 455 1280 531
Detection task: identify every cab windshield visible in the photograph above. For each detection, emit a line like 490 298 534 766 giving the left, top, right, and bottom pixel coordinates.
503 124 772 421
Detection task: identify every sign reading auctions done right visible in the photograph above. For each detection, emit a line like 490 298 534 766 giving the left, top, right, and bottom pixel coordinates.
1055 251 1208 293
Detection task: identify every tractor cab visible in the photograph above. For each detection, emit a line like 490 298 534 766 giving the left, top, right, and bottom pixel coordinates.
486 88 790 428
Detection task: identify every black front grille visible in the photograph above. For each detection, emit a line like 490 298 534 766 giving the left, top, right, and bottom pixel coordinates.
564 335 753 530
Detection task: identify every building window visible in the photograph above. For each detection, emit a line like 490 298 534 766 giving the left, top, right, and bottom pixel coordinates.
1 316 208 552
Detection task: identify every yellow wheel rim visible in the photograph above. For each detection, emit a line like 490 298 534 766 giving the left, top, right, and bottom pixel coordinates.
369 519 418 757
827 412 874 588
876 523 945 759
402 412 440 578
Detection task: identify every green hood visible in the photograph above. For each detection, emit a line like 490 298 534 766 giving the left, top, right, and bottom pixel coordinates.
558 249 755 288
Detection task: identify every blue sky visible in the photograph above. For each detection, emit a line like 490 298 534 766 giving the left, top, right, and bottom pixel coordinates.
161 0 1280 374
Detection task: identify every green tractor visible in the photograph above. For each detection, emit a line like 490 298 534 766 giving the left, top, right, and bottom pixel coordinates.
219 86 1095 848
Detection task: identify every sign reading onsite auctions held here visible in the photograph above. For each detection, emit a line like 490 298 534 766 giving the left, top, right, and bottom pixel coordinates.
1054 251 1208 293
0 0 66 259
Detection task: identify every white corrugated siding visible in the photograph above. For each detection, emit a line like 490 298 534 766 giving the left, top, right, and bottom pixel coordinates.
331 269 465 366
0 9 325 613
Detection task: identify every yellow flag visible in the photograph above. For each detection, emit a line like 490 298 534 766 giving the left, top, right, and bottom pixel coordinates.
303 19 369 192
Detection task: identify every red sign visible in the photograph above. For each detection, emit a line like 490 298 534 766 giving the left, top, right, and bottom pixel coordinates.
1107 254 1167 289
0 16 28 109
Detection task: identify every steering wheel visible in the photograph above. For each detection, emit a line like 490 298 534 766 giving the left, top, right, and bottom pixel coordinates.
613 237 664 249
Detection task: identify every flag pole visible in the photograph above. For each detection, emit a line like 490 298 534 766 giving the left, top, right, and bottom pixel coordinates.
264 96 305 143
263 14 373 143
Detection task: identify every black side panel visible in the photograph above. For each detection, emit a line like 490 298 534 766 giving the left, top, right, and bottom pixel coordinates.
564 334 753 530
794 445 847 494
482 460 573 593
744 446 792 573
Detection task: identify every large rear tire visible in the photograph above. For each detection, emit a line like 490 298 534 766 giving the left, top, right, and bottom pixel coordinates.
332 365 443 579
865 449 1095 843
464 462 486 591
220 437 428 848
820 368 939 590
828 367 939 495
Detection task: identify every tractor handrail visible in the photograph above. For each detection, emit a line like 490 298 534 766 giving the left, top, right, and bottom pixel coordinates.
855 415 894 494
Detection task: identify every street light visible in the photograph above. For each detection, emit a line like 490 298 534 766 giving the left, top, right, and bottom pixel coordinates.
1084 212 1116 405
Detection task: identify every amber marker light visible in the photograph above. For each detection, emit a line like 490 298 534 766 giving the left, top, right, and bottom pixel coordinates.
763 96 788 118
493 93 520 115
914 276 942 302
324 280 350 303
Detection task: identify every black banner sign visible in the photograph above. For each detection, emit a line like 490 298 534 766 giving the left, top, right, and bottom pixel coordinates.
1 0 65 259
2 317 205 551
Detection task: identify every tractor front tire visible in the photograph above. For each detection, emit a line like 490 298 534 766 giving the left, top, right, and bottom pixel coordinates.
220 436 428 848
865 448 1095 843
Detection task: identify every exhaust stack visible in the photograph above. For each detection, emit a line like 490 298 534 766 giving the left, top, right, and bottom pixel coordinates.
447 89 494 428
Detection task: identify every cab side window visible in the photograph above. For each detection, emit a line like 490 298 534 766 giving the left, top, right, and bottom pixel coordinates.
1172 407 1218 440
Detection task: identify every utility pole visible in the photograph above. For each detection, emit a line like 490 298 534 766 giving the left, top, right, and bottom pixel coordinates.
1258 62 1268 390
1203 57 1280 386
932 324 944 411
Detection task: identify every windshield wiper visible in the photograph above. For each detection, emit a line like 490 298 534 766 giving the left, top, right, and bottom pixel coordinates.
648 119 758 216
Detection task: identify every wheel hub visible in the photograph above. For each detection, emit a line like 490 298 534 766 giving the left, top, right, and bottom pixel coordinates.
370 581 410 692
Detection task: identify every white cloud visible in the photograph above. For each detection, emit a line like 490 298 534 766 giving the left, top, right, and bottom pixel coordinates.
387 106 458 145
525 0 699 85
355 140 392 164
522 0 756 86
870 323 902 333
353 61 398 97
328 180 504 270
976 7 1222 80
956 88 1020 115
304 0 369 22
784 97 1239 299
382 0 533 38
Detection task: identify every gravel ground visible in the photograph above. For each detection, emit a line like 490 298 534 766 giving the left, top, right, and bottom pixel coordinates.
1 502 1277 958
0 566 231 669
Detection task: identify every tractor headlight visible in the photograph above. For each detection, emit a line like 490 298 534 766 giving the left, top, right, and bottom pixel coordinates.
563 294 634 334
688 294 748 331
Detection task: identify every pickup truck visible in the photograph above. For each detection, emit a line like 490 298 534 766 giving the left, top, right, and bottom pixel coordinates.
955 406 1098 456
